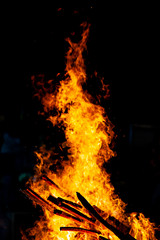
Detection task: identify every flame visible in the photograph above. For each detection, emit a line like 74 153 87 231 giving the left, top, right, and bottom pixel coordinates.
23 23 157 240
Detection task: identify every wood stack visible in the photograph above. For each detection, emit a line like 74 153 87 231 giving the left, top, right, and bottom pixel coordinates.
21 175 136 240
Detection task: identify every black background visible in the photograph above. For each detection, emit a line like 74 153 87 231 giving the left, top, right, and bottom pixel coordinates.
1 2 159 126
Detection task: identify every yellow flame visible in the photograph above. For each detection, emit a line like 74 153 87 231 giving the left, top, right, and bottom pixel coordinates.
23 23 157 240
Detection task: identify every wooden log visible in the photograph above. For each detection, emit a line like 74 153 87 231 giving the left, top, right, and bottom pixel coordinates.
48 195 96 224
76 192 136 240
58 197 82 209
21 188 83 223
60 227 101 235
99 236 109 240
42 175 76 201
93 205 130 235
42 175 60 190
47 195 60 206
107 216 130 235
54 209 83 223
20 188 54 211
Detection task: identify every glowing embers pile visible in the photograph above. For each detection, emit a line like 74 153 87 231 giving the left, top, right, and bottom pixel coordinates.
22 23 157 240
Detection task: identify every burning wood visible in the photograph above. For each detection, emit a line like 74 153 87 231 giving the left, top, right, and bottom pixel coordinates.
99 236 109 240
42 175 76 201
21 188 84 224
76 192 136 240
57 197 82 209
93 205 130 235
53 209 83 223
48 195 96 224
21 187 138 240
21 187 156 240
20 188 54 211
42 175 61 191
60 227 101 235
107 215 130 235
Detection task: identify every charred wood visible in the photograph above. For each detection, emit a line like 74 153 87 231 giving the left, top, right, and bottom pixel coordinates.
48 195 95 224
58 197 82 209
99 236 109 240
77 192 136 240
42 175 60 190
60 227 101 235
21 188 83 223
20 188 54 211
42 175 76 201
54 209 83 223
93 205 130 235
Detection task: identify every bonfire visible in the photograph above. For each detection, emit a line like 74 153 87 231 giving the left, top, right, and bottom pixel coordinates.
21 23 158 240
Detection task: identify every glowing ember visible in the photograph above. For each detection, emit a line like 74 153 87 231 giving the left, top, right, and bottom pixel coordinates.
22 23 157 240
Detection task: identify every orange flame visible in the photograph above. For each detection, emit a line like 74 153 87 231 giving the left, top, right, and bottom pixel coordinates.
23 23 157 240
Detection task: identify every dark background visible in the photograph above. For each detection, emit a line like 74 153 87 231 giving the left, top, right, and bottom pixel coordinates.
0 2 159 239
